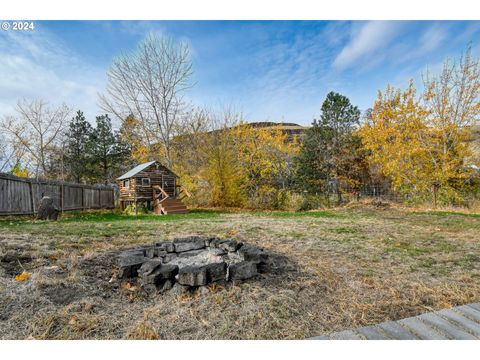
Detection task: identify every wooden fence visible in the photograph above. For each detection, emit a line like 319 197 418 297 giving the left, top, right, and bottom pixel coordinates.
0 173 115 215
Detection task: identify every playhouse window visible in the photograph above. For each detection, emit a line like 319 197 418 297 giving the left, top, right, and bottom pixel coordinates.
123 179 130 188
141 178 151 186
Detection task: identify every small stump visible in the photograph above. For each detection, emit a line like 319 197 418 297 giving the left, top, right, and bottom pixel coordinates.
36 196 60 220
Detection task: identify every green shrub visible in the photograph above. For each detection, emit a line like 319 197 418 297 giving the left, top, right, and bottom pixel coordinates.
246 186 276 210
123 203 149 215
275 191 304 211
299 194 327 211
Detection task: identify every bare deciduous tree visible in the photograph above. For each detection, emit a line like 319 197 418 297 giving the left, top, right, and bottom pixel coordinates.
99 33 193 167
0 99 71 178
0 137 27 173
423 46 480 129
421 46 480 201
0 133 13 172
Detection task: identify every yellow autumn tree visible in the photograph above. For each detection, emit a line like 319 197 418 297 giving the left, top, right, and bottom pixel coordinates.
11 163 32 178
201 109 247 207
119 114 166 164
173 108 248 207
360 81 476 205
172 108 300 209
359 83 431 194
230 123 299 208
360 48 480 206
202 123 247 207
171 108 217 205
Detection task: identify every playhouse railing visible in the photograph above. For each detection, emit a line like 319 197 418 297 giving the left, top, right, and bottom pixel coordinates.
153 185 170 203
176 184 191 200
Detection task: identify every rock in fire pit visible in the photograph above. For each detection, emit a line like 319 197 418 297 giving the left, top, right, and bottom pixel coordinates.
117 236 269 294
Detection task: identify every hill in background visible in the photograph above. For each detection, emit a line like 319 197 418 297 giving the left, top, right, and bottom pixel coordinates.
245 121 308 141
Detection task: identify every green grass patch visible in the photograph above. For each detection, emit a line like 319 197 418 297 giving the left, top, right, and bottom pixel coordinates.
384 239 431 257
0 208 341 227
61 209 220 223
452 253 480 270
386 245 429 257
432 241 458 253
0 209 220 227
408 210 480 218
251 210 340 218
419 257 438 268
333 227 358 234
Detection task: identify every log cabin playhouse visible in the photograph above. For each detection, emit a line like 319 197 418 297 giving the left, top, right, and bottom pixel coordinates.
117 161 190 214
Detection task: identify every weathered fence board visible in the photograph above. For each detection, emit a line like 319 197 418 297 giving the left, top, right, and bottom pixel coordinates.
0 173 115 215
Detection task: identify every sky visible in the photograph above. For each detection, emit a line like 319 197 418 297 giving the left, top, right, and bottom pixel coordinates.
1 20 480 126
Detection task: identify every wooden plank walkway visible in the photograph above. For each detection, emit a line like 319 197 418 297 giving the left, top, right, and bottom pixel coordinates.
311 302 480 340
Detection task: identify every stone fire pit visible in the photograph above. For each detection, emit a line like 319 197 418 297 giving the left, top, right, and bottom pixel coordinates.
117 236 269 294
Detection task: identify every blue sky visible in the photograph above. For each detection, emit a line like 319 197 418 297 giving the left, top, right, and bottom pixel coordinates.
1 20 480 126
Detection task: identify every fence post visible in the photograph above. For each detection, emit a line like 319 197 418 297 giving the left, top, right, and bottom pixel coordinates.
29 180 35 215
82 187 85 210
60 183 64 214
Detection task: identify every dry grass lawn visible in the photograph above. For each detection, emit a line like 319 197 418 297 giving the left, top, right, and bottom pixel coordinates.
0 205 479 339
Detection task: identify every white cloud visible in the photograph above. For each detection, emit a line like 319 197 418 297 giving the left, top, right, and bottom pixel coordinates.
232 27 337 124
419 24 447 53
333 21 404 70
0 27 106 124
394 23 448 64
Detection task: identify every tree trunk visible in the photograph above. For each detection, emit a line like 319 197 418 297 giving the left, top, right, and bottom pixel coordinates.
432 185 438 208
103 158 108 185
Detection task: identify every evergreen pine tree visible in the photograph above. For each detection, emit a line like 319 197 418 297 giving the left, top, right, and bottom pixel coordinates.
88 114 129 184
64 110 92 183
295 92 363 202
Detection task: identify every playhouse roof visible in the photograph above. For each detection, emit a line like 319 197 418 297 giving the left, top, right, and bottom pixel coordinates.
116 161 156 180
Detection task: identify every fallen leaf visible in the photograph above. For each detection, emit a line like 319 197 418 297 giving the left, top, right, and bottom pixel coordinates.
15 271 31 282
68 316 78 325
122 282 136 291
